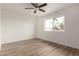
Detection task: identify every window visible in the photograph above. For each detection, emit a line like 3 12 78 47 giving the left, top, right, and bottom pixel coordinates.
44 16 64 32
44 19 53 31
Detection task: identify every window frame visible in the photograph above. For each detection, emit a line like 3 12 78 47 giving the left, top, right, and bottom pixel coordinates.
44 16 65 32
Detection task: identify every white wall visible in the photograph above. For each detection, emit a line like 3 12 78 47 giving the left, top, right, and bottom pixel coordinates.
36 5 79 49
2 8 36 44
0 4 2 49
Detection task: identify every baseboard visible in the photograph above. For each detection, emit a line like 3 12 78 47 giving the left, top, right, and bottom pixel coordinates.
36 37 79 50
2 37 79 50
2 38 34 44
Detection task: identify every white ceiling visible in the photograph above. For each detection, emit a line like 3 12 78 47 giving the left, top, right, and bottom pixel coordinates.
2 3 76 17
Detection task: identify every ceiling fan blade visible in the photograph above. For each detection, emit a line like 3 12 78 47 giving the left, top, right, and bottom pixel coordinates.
34 3 39 6
39 9 45 12
34 10 37 13
25 8 34 9
31 3 38 8
39 3 47 8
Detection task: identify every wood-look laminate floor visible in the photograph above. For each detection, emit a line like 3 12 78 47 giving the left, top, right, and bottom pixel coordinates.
0 38 79 56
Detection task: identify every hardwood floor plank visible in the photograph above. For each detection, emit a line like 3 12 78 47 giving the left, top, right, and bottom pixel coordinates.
0 38 79 56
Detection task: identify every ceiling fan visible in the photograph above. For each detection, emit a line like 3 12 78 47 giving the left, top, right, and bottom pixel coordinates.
25 3 47 14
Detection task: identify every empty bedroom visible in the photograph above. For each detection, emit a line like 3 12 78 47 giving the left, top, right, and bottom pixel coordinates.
0 3 79 56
